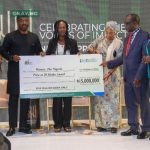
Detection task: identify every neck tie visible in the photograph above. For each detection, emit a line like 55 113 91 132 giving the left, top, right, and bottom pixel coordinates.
125 32 133 56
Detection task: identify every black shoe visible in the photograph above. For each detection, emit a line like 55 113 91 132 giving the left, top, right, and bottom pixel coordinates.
19 128 32 134
97 127 107 132
137 132 150 139
6 128 15 136
121 128 139 136
64 126 72 132
54 127 61 133
111 128 117 133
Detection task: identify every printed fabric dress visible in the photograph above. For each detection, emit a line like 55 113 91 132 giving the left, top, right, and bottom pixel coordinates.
88 37 123 128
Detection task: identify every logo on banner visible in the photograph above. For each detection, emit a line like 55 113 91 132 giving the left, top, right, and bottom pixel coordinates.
10 10 40 17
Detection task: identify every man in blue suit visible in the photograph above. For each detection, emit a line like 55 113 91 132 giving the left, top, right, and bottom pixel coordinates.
101 14 150 139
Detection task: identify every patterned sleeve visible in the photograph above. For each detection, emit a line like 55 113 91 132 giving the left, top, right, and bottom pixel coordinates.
87 37 100 49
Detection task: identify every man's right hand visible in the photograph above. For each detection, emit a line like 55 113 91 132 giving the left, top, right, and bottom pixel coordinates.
12 55 20 62
133 79 141 87
143 56 150 64
100 61 108 67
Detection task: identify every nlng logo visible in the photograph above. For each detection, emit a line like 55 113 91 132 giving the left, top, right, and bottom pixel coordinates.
24 59 32 65
80 58 97 63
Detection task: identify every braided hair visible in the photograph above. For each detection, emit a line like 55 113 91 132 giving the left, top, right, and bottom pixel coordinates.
47 20 72 54
52 20 69 44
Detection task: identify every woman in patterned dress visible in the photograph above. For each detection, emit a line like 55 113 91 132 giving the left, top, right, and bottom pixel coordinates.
88 21 123 133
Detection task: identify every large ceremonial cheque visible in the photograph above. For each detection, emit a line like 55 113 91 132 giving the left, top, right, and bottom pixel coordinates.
19 54 104 98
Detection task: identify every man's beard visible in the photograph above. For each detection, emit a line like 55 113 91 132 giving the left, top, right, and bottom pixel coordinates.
19 25 29 32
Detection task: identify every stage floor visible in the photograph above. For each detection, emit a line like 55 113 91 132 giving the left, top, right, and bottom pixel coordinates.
0 121 150 150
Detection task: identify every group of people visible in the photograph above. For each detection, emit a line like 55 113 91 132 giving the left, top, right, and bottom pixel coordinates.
0 16 78 136
88 13 150 140
0 13 150 140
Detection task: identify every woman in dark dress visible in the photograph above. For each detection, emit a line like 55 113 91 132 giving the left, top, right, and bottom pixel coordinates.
46 20 79 132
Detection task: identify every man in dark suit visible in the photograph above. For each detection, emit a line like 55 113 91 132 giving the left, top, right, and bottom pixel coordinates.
1 15 43 136
101 14 150 139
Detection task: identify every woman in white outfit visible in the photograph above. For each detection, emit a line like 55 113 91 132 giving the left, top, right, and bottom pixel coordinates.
88 21 123 133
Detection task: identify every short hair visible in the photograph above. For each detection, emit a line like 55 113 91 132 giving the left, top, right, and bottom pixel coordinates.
126 14 140 24
16 15 29 20
105 21 120 32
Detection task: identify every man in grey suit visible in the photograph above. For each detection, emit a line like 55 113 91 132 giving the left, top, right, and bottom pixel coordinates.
101 14 150 139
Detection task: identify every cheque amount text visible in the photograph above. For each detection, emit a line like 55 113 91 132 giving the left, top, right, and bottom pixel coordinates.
77 78 100 84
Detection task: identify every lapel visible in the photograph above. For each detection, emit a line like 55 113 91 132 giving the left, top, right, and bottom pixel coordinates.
127 29 142 56
123 36 128 57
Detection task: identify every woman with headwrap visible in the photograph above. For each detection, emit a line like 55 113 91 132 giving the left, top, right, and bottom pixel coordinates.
87 21 123 133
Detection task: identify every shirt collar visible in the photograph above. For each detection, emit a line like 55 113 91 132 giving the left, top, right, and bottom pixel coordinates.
132 27 140 34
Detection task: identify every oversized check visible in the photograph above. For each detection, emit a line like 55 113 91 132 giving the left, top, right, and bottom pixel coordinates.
19 54 104 98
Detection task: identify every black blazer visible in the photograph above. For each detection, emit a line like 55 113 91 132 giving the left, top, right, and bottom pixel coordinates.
46 38 79 55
